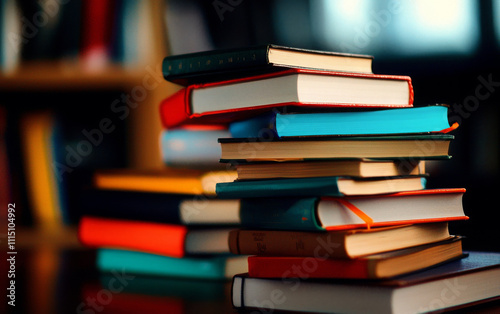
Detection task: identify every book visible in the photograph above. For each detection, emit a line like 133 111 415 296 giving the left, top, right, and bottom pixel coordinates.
234 160 426 180
215 176 426 199
247 237 463 279
92 168 237 195
228 222 452 258
230 105 455 138
162 44 374 85
78 188 241 225
232 251 500 314
235 188 467 231
159 69 414 128
97 248 248 280
78 216 234 258
160 126 231 169
218 134 453 162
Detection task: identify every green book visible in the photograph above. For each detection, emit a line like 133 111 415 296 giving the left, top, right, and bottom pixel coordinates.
97 249 247 280
216 176 426 199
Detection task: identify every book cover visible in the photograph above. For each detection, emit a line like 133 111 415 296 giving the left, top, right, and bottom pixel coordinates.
237 188 467 231
229 105 454 138
159 68 413 129
232 251 500 314
78 216 234 258
162 44 374 85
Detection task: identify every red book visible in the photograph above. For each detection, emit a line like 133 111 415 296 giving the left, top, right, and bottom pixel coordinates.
159 69 414 128
78 216 232 258
247 237 464 279
80 0 115 70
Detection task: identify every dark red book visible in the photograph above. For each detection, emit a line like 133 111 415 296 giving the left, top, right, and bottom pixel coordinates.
159 69 414 128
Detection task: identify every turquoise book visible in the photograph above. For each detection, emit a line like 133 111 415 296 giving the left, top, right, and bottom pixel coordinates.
97 248 248 280
229 105 453 138
216 175 426 199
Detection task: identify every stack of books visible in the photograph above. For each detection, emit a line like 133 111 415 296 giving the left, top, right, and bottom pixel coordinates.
158 44 500 313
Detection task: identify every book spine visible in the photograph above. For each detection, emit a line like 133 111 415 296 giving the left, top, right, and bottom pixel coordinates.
216 177 342 199
162 46 270 79
78 217 188 258
239 197 323 231
79 189 184 223
228 229 348 257
159 88 191 129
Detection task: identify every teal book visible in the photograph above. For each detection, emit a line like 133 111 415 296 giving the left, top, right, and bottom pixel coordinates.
236 188 466 231
216 175 426 199
97 248 248 280
230 105 454 138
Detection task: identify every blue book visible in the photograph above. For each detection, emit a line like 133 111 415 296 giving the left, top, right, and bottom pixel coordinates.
160 127 231 169
97 248 248 280
216 176 426 199
229 105 453 138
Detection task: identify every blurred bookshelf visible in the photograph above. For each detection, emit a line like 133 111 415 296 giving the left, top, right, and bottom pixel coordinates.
0 0 176 243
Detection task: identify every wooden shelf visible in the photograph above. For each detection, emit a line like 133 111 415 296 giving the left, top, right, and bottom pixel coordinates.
0 62 146 91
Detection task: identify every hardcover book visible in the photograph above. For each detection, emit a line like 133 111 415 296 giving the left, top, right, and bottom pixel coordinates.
228 222 452 258
232 251 500 314
215 175 426 199
218 134 453 162
159 68 413 128
237 188 467 231
162 44 374 85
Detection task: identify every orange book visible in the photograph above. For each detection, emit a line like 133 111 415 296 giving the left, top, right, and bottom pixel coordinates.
93 168 236 195
78 216 232 258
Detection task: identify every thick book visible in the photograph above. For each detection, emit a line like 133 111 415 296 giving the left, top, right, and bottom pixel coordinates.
215 176 426 199
230 105 454 138
229 222 452 258
93 168 237 196
97 248 247 280
237 188 467 231
234 160 426 180
159 69 414 128
218 134 453 162
248 237 463 279
162 44 374 85
78 188 240 225
232 251 500 314
160 126 230 169
78 216 234 258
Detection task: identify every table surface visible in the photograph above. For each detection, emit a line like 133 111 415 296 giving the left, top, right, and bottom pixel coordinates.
3 247 500 314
